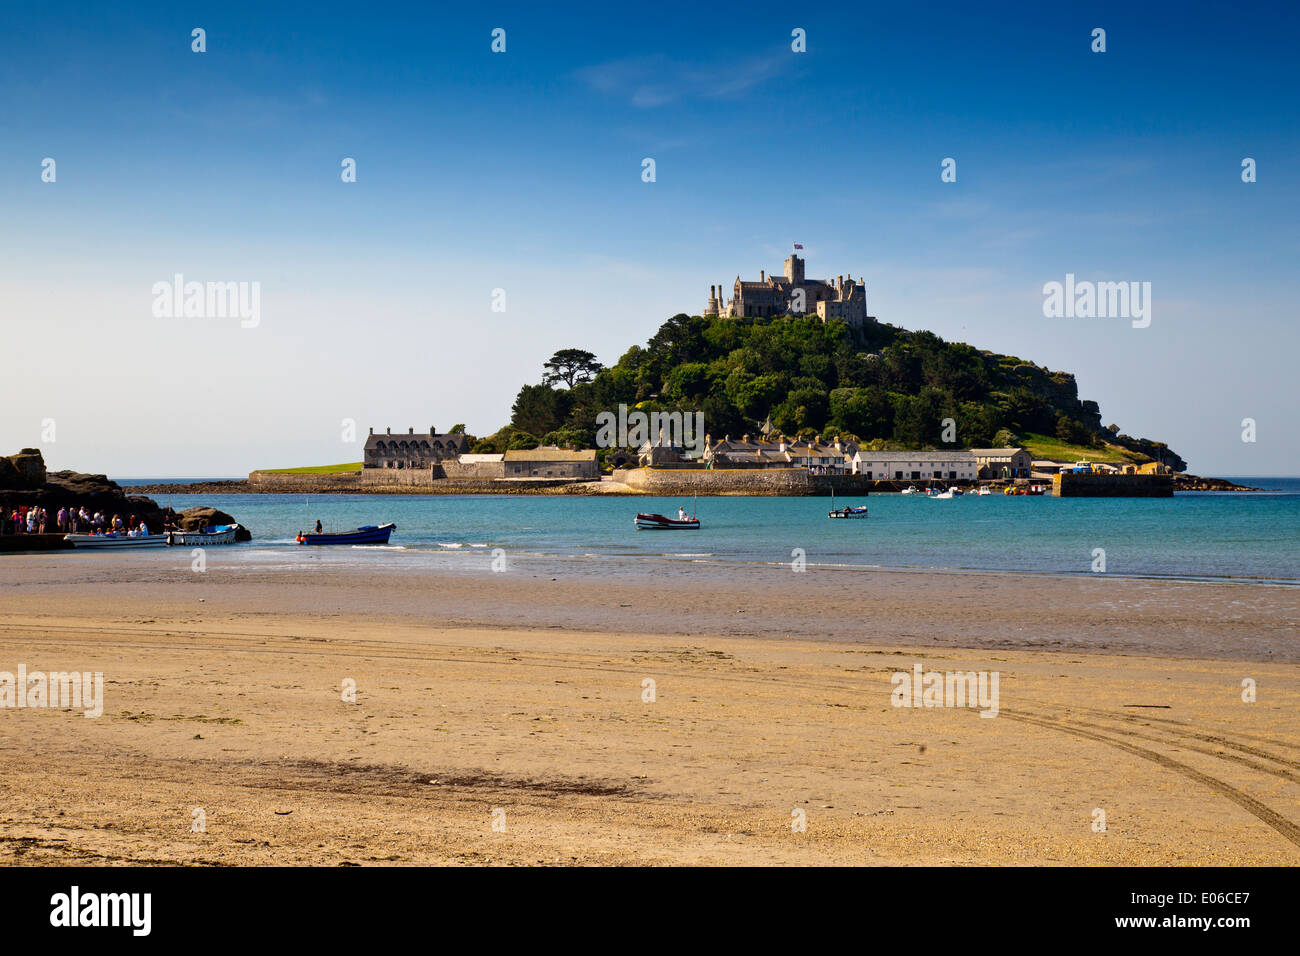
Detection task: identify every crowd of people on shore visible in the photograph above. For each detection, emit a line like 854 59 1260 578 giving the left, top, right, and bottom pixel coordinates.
1 503 153 537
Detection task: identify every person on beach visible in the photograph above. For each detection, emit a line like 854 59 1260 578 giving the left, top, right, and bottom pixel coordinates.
37 507 47 534
57 507 67 532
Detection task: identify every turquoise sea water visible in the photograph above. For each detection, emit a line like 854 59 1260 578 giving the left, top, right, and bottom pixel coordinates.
117 478 1300 584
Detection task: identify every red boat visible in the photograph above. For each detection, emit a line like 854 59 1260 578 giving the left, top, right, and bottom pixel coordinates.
634 511 700 530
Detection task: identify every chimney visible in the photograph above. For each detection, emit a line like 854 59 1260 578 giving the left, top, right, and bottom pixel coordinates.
409 426 414 434
760 269 765 281
386 427 391 435
369 427 373 435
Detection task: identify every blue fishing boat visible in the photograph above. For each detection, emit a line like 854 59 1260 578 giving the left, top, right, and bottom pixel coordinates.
296 522 396 545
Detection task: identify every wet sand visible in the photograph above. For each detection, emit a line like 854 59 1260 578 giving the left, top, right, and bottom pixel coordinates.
1 553 1298 865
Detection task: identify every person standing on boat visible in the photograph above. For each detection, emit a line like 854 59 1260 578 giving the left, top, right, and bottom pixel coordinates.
314 519 323 534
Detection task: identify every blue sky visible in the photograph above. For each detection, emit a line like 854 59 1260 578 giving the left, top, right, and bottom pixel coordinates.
2 0 1297 475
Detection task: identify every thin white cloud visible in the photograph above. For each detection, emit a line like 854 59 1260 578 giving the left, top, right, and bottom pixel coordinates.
575 54 788 108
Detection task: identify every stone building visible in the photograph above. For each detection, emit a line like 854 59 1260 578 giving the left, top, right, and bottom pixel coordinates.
442 454 505 479
969 447 1033 479
704 253 872 328
503 447 599 479
363 427 467 470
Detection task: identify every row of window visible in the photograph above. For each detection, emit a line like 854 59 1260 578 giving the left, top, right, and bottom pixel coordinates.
859 471 971 480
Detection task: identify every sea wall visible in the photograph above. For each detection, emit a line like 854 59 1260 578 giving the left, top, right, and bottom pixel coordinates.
358 467 438 487
244 470 590 495
247 471 363 493
1052 472 1173 497
441 460 505 480
611 467 873 497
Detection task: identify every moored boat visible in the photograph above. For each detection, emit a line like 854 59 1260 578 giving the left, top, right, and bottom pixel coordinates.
828 505 868 519
634 512 700 530
827 489 867 518
63 532 168 549
296 522 396 545
166 524 240 546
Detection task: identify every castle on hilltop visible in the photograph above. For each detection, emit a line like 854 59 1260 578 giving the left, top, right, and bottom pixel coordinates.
704 252 873 327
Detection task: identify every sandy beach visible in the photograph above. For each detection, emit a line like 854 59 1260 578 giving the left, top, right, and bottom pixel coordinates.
2 553 1298 865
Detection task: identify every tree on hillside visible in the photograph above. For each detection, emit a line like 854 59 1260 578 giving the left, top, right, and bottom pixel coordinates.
543 349 603 388
511 383 569 437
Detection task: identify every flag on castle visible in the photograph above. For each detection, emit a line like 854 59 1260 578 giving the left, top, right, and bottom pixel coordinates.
793 242 803 249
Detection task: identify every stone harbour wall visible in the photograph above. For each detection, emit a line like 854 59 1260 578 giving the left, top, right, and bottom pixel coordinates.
610 467 873 497
1052 472 1173 497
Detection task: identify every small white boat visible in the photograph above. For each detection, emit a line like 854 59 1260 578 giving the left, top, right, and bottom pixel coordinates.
976 486 992 496
931 489 955 500
900 487 918 495
166 524 240 546
64 532 168 549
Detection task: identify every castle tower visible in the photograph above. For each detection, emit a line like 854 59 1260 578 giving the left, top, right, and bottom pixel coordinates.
784 254 805 284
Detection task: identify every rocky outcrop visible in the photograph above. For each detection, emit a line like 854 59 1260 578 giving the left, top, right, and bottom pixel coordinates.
177 506 253 541
1173 475 1259 492
0 449 47 489
0 450 249 539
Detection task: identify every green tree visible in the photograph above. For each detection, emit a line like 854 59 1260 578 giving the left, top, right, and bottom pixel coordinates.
542 349 603 388
511 384 569 437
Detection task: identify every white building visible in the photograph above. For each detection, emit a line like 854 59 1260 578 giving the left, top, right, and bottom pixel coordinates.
848 450 979 481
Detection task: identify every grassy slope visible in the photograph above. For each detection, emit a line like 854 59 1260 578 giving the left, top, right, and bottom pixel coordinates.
260 462 363 474
1017 433 1147 464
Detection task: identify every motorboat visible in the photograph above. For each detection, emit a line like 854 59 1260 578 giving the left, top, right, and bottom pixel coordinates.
634 509 699 530
166 524 240 546
828 505 868 519
63 532 167 549
296 523 396 545
827 489 867 518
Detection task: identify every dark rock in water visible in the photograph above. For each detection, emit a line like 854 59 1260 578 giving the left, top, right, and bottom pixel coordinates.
1173 474 1259 492
177 506 253 541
